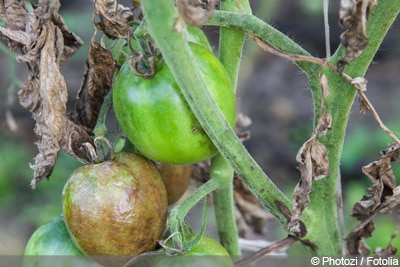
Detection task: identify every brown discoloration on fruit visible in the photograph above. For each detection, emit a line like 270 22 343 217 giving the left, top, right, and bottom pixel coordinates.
158 164 192 205
62 152 167 265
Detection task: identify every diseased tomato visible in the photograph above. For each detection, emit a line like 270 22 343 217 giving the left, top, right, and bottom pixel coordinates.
113 42 236 164
158 163 192 205
62 152 167 266
153 234 234 267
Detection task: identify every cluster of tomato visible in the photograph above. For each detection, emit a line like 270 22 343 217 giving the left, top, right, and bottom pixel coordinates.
24 26 236 266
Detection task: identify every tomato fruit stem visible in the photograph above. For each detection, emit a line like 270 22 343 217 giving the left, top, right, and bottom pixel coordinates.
142 0 291 230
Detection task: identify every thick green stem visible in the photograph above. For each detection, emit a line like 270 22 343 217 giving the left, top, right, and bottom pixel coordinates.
142 0 291 228
212 0 251 256
218 0 251 91
142 0 400 256
211 155 239 255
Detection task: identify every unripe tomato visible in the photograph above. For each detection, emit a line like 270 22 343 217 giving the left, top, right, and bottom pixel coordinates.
24 215 83 256
113 42 235 164
158 164 192 205
153 234 234 267
24 216 98 267
62 152 167 265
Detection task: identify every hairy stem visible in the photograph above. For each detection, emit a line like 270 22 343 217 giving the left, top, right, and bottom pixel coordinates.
168 178 220 248
211 155 239 255
211 0 251 256
142 0 291 229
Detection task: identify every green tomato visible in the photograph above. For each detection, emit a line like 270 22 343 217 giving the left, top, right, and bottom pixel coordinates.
153 234 234 267
24 215 98 267
24 215 83 256
62 152 168 266
113 43 236 164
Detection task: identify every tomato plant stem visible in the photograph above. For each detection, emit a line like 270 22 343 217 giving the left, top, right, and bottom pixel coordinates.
93 90 112 138
142 0 291 229
218 0 251 92
168 178 220 249
211 155 239 255
142 0 400 256
211 0 252 256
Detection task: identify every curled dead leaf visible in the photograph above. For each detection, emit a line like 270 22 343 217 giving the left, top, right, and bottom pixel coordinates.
93 0 133 39
289 76 331 235
347 143 400 255
2 0 88 187
338 0 378 73
76 36 115 131
177 0 219 27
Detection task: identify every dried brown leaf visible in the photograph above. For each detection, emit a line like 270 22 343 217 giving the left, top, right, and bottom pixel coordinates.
289 106 331 234
19 23 67 188
310 140 330 180
319 74 331 100
60 117 96 163
0 0 28 51
347 143 400 255
93 0 133 39
43 0 83 62
177 0 219 27
289 147 312 235
3 0 88 187
347 222 374 255
358 96 371 114
375 241 398 256
338 0 378 73
76 36 115 131
316 113 332 137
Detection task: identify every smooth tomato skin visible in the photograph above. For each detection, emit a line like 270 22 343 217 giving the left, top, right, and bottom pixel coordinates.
153 234 234 267
113 43 235 164
24 215 83 256
62 152 168 263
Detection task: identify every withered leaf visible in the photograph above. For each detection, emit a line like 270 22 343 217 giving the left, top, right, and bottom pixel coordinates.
347 143 400 255
76 36 115 131
0 0 28 51
315 113 332 137
319 74 331 100
177 0 218 27
0 0 27 31
60 116 96 163
21 22 67 188
375 240 398 256
93 0 133 39
358 96 371 114
289 147 312 235
41 0 83 62
338 0 378 73
289 87 331 235
347 221 374 255
2 0 89 187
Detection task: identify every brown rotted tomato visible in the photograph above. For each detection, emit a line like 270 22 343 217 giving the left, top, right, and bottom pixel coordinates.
62 152 167 266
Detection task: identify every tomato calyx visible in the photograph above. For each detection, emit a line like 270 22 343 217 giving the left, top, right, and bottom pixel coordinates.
122 21 162 78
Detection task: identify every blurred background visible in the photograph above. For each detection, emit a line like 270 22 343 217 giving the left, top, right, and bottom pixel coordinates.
0 0 399 255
